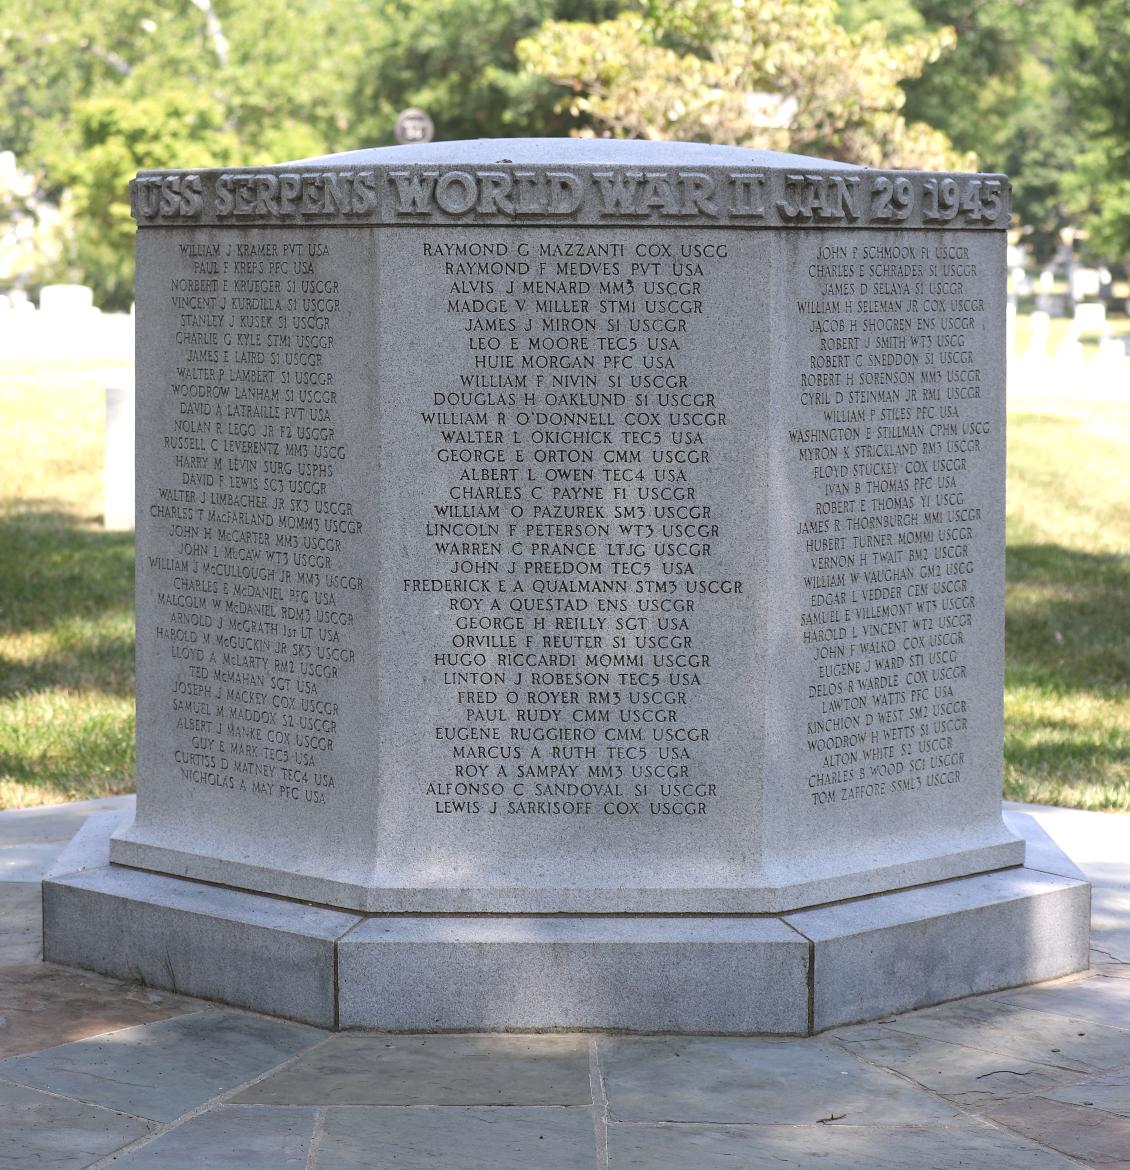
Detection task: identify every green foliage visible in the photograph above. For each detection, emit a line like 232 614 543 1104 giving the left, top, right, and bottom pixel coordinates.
1 0 624 306
44 91 243 309
7 0 1130 296
347 0 562 145
885 0 1083 264
516 0 971 169
1064 0 1130 260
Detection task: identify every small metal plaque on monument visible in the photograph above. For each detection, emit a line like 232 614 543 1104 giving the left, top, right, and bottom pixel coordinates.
43 139 1090 1032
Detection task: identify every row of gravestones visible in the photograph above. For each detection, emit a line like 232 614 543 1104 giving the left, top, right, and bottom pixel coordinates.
1014 302 1130 364
0 283 133 361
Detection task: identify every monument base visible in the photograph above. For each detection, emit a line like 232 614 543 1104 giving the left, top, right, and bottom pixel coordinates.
43 806 1090 1034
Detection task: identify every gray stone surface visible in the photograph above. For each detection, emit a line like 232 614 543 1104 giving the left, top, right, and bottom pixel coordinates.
338 915 809 1032
982 1094 1130 1167
43 806 120 877
111 1104 317 1169
44 810 361 1027
1005 809 1088 881
832 1024 1082 1108
0 841 67 881
0 796 132 847
605 1117 1087 1169
0 1076 153 1170
114 138 1022 925
233 1033 592 1105
1044 1068 1130 1117
41 799 1095 1032
0 1009 322 1121
0 882 40 965
885 997 1130 1074
599 1035 958 1124
997 970 1130 1030
1094 887 1130 962
44 137 1090 1034
316 1106 598 1170
1008 802 1130 892
787 867 1091 1030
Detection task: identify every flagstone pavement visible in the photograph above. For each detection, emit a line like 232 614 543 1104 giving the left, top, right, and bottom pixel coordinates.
1 796 1126 1169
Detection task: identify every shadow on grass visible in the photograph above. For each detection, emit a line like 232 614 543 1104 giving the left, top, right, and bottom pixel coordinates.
0 504 135 700
1006 542 1130 695
1005 542 1130 806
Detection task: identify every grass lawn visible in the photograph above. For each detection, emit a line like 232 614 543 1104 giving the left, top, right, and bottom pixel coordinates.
0 360 135 807
1 343 1128 811
1005 373 1130 811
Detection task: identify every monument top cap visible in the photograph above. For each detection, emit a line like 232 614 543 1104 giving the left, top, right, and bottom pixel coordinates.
287 136 859 171
131 135 1008 229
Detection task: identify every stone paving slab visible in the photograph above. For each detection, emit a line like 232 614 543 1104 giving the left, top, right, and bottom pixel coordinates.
0 840 66 881
0 1075 154 1170
233 1033 592 1106
0 1008 323 1121
831 1022 1084 1109
997 970 1130 1030
1044 1067 1130 1117
0 796 133 848
604 1117 1088 1169
0 882 40 966
3 796 1128 1168
316 1106 598 1170
110 1103 318 1169
0 962 198 1058
881 995 1130 1074
1008 803 1130 892
1094 888 1130 962
983 1094 1130 1168
598 1035 958 1125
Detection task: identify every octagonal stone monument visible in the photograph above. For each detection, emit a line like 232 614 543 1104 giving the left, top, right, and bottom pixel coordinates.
43 140 1090 1031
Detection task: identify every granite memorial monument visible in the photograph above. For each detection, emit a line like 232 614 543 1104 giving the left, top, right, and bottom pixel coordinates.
43 139 1091 1032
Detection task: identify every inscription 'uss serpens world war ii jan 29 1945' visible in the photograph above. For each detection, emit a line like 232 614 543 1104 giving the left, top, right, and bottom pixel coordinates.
114 141 1022 915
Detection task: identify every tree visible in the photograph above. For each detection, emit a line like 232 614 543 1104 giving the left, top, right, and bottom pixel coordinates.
0 0 621 306
859 0 1083 265
516 0 972 170
0 0 348 305
1064 0 1130 262
42 91 243 308
341 0 622 147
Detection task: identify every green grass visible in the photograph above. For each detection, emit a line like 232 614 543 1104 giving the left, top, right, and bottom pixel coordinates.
1 340 1128 811
0 360 135 807
1005 380 1130 811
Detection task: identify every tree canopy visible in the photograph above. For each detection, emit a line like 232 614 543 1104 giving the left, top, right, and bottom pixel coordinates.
516 0 970 170
0 0 1126 305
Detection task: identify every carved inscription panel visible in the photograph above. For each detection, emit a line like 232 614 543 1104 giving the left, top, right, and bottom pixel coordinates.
374 227 766 885
768 228 1006 853
129 202 1009 907
134 227 380 868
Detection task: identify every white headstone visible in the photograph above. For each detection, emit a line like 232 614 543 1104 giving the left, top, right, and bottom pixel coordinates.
39 283 95 315
104 376 135 530
1071 267 1101 302
1073 301 1107 336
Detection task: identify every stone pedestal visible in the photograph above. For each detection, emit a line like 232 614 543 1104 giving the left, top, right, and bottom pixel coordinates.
45 805 1089 1032
44 139 1090 1030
